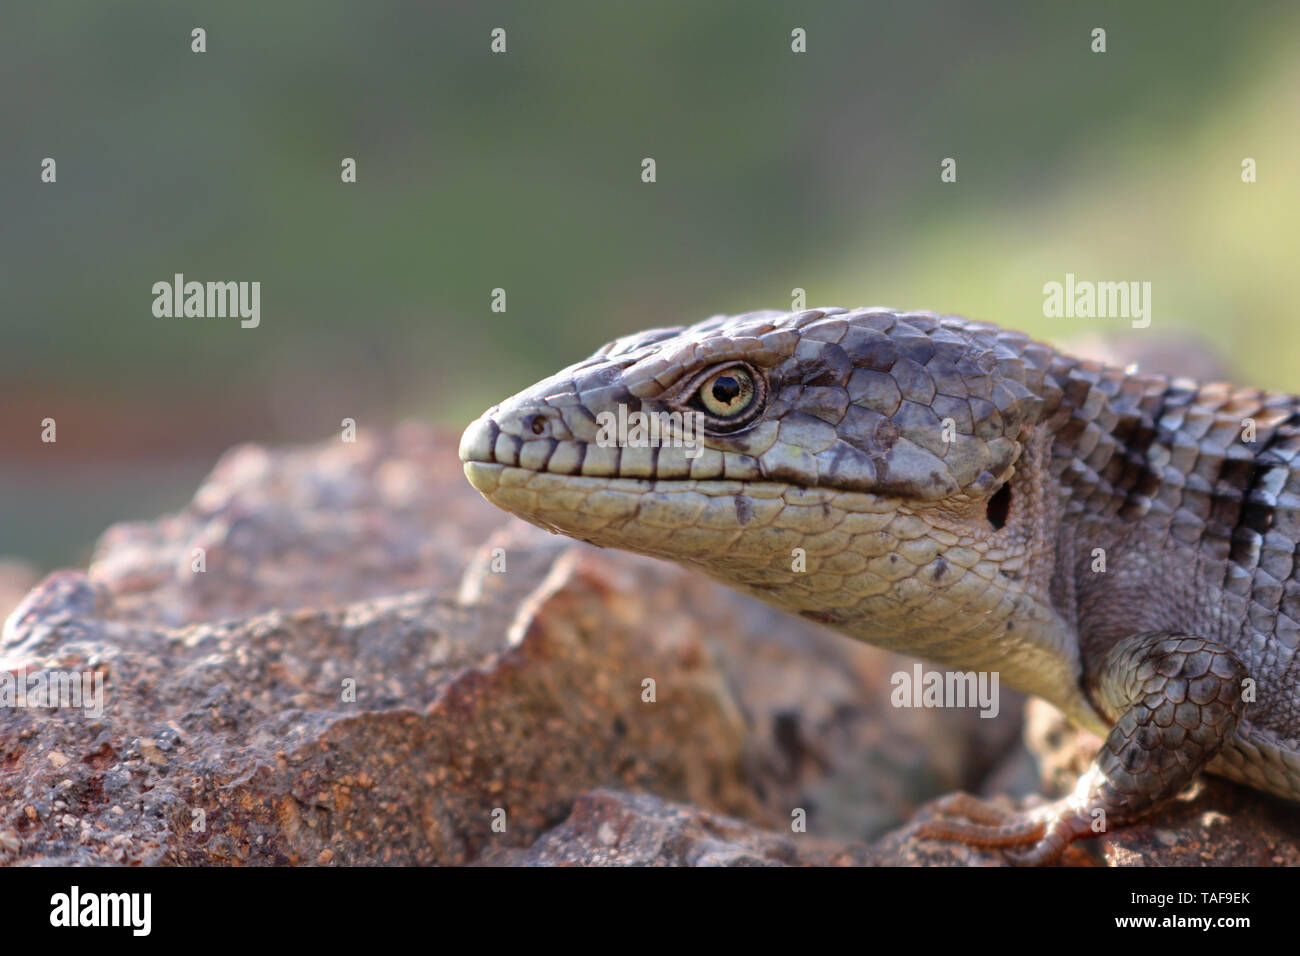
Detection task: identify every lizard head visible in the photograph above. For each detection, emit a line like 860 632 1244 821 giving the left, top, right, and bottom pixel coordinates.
460 307 1080 681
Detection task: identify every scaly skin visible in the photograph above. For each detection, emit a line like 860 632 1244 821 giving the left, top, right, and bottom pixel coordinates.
459 307 1300 863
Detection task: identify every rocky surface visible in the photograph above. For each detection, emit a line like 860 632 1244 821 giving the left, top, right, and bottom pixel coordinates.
1 425 1295 866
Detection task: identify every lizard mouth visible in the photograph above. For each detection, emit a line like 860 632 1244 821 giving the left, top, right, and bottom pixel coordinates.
461 459 808 542
459 411 902 547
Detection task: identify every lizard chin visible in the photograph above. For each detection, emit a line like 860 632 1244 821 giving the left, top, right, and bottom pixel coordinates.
462 459 932 620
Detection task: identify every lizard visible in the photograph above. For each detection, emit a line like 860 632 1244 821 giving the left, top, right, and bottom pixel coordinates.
458 306 1300 864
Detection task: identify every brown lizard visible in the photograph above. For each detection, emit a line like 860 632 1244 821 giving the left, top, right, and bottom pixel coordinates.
459 306 1300 863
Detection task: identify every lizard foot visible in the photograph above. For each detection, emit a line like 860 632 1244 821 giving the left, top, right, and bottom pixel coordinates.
911 633 1251 866
911 791 1099 866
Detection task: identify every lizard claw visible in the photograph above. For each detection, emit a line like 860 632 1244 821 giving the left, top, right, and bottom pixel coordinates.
911 791 1097 866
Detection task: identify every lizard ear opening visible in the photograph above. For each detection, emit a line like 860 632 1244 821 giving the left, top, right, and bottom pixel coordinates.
986 483 1012 530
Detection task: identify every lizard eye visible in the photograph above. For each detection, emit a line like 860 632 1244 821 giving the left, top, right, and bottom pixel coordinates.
689 363 764 427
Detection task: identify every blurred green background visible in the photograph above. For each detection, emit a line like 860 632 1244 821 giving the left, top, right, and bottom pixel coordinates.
1 0 1297 571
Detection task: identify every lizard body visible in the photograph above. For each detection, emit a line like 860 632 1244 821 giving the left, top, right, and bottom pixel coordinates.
460 307 1300 862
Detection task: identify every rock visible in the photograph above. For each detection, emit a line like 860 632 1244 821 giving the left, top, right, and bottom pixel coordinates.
479 789 880 866
1 424 1290 865
0 520 763 864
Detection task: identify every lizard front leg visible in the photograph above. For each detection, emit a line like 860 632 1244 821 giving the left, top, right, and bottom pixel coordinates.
913 632 1250 865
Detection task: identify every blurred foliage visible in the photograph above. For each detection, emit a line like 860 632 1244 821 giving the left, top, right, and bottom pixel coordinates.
1 0 1297 566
